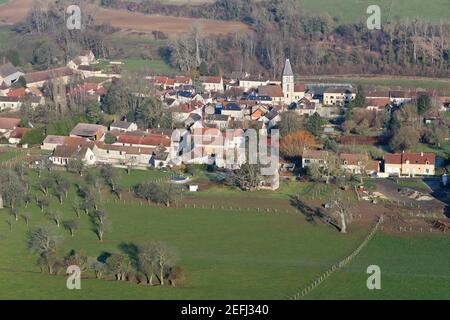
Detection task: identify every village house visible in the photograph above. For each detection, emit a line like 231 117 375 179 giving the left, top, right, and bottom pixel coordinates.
0 96 21 111
204 114 230 130
292 97 318 116
262 109 280 129
70 123 107 141
220 102 244 119
50 145 96 166
8 127 30 144
384 151 435 176
0 60 24 87
0 117 20 138
323 86 355 106
301 150 328 168
25 67 76 89
109 120 138 132
389 90 413 106
92 143 155 167
200 76 224 92
239 77 270 91
366 97 392 112
113 132 172 151
339 153 380 175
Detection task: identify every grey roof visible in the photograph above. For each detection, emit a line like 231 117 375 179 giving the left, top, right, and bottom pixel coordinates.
282 59 294 77
0 62 19 78
111 120 133 129
70 123 106 137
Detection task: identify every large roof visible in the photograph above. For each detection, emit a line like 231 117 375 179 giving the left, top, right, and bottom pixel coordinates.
0 62 19 78
25 67 74 84
0 117 20 130
70 123 106 137
384 152 436 165
282 59 294 77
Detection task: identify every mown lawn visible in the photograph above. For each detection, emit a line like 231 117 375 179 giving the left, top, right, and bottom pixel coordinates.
307 233 450 299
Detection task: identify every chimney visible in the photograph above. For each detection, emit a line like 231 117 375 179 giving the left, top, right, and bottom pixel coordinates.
421 152 424 157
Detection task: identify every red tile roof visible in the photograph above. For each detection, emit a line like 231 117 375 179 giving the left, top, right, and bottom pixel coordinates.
7 88 26 98
117 133 171 147
200 76 222 84
384 152 435 165
0 117 20 130
294 83 305 92
9 127 30 138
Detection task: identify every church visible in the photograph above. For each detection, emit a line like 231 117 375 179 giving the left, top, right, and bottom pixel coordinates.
257 59 305 105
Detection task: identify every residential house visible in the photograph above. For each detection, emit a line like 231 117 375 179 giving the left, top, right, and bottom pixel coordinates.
114 132 172 151
50 145 96 166
389 91 413 106
221 102 244 119
110 120 138 132
301 150 328 168
366 97 391 112
262 109 280 129
204 114 230 130
0 117 20 137
239 77 269 91
339 153 380 175
0 96 21 111
25 67 75 89
323 86 355 106
8 127 30 144
384 151 435 176
200 76 223 92
0 61 24 86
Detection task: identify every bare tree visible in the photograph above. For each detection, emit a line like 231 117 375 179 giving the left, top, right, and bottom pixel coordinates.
332 191 354 234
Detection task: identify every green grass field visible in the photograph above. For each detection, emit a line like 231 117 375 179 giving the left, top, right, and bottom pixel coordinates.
297 75 450 96
0 169 371 299
0 168 448 299
297 0 450 23
307 233 450 299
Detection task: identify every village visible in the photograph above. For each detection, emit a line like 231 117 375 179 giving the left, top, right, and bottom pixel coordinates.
1 0 450 303
0 52 446 190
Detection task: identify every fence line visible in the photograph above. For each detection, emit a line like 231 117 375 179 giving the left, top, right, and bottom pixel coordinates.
289 216 384 300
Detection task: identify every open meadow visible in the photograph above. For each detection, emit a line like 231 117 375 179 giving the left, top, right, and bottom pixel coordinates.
0 164 448 299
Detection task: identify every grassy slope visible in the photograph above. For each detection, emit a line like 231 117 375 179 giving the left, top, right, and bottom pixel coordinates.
0 168 369 299
307 233 450 299
297 76 450 96
297 0 450 23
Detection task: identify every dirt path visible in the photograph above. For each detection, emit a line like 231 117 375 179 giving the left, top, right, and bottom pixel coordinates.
0 0 250 35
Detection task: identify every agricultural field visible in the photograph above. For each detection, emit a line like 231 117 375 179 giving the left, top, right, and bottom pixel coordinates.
297 0 450 23
297 75 450 96
307 233 450 299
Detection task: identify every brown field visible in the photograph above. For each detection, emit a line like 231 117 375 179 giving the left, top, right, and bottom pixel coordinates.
0 0 250 35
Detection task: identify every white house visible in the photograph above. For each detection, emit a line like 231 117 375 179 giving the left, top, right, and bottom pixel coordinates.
0 61 24 87
110 120 138 132
200 76 223 92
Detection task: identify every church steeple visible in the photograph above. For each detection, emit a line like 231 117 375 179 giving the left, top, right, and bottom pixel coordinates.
282 58 294 77
282 58 294 104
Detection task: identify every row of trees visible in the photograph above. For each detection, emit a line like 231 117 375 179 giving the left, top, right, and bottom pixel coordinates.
134 181 184 207
27 226 184 286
